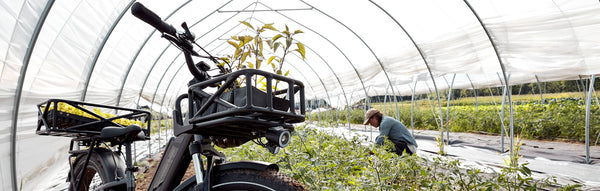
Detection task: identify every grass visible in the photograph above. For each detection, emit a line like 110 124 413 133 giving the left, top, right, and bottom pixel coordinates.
308 92 600 143
376 92 584 109
219 125 581 190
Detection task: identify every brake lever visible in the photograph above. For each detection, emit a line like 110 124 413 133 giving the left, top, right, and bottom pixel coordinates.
181 22 195 41
160 22 199 56
181 22 227 74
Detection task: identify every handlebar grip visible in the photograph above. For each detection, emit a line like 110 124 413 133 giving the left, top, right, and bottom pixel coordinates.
131 2 177 36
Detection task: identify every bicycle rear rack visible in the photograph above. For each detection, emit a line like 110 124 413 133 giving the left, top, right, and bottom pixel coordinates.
37 99 151 139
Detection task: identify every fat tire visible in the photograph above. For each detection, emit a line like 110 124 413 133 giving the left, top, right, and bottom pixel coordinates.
69 148 125 191
175 169 309 191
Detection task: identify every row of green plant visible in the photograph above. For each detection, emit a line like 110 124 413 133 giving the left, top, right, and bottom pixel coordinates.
219 125 581 190
148 119 172 135
308 97 600 142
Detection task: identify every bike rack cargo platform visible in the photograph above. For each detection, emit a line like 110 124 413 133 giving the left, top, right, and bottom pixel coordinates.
37 99 151 138
174 69 306 138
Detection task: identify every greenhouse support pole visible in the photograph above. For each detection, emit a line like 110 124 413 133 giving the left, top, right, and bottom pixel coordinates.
308 99 312 123
264 10 371 127
395 95 401 120
81 0 135 101
157 64 186 140
535 75 543 106
371 0 446 150
576 75 582 93
142 50 184 159
518 84 523 96
499 74 511 153
149 62 185 150
580 75 587 99
276 49 333 126
303 0 403 123
487 86 504 151
466 74 478 110
349 91 355 130
596 79 600 146
336 94 340 126
384 84 390 114
316 97 322 122
148 126 151 157
466 0 514 159
593 87 600 109
159 113 163 149
366 86 372 139
323 99 328 123
367 94 371 139
424 82 445 153
271 56 320 126
369 0 443 153
500 84 507 153
411 81 417 135
116 0 194 107
365 85 371 125
11 1 56 190
446 74 456 142
291 44 350 128
597 129 600 146
395 89 402 120
585 75 595 164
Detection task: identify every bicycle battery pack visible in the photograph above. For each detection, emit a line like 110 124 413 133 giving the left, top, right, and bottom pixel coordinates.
148 134 193 191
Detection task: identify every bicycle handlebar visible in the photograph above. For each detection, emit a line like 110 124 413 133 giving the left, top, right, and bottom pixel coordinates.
131 2 177 36
132 2 217 83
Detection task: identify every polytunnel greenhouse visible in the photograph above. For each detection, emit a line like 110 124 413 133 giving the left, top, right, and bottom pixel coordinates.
2 0 600 190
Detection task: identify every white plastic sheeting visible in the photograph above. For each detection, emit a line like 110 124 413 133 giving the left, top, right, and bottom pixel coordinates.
2 0 600 190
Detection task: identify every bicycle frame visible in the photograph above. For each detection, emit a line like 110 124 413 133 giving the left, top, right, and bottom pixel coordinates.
40 3 307 191
148 69 305 190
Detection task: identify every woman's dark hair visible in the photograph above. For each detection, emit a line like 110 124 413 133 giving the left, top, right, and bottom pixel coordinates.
374 112 383 123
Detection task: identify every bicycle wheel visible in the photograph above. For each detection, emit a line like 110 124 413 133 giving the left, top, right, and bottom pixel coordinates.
175 169 309 191
70 148 125 191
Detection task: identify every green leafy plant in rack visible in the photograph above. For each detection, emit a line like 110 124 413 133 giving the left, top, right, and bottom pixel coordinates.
219 21 306 91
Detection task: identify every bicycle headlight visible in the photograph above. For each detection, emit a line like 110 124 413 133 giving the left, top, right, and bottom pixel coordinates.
266 129 291 148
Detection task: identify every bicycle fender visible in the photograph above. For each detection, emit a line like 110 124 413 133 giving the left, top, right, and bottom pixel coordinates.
95 148 126 177
72 148 126 181
214 160 279 172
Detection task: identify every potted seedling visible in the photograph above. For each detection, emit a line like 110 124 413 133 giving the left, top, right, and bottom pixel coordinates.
216 21 306 112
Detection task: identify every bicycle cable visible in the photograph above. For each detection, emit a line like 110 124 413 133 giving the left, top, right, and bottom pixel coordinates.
251 137 268 148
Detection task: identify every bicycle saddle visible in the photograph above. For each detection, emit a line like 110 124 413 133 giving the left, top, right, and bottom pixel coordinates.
100 124 143 142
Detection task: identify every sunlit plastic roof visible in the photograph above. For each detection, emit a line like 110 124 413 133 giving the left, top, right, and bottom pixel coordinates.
2 0 600 190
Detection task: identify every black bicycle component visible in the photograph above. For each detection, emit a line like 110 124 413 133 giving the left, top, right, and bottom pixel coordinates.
172 69 305 138
131 1 306 188
100 125 142 143
189 138 224 158
131 2 176 36
213 160 279 172
70 147 126 191
174 169 307 191
35 98 149 191
148 135 194 191
40 2 308 191
266 128 291 148
36 99 151 138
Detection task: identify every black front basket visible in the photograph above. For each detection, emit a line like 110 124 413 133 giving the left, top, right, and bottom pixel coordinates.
173 69 306 138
